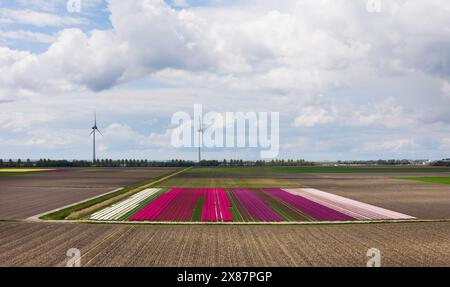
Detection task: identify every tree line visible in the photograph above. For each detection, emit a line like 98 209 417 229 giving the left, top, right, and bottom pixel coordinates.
0 159 194 168
3 158 442 168
0 158 315 168
336 159 414 165
431 159 450 167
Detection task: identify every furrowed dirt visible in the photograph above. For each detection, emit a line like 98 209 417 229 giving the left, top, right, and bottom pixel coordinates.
0 221 449 266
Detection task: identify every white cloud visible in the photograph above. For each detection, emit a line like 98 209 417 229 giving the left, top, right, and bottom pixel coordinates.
361 139 419 152
15 0 104 12
442 81 450 100
2 0 450 160
293 106 335 128
0 8 87 27
102 123 172 150
171 0 189 8
0 29 56 43
2 0 450 95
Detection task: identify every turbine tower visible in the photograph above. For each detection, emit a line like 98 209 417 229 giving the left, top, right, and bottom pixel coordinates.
90 112 103 165
197 118 203 163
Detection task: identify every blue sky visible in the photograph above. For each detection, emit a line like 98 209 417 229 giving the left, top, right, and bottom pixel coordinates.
1 0 450 161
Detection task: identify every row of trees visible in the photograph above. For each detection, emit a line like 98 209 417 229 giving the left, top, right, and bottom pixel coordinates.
5 158 442 168
219 159 315 167
0 158 315 168
336 159 413 166
0 159 195 168
432 159 450 167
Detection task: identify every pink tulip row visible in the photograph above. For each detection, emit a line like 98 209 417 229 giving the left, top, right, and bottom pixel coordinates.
130 188 201 221
283 188 415 220
263 188 354 221
201 188 233 222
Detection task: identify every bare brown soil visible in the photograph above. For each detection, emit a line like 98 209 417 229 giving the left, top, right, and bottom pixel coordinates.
0 221 449 266
0 168 177 219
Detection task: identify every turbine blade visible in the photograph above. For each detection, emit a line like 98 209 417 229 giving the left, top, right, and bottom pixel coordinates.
96 128 103 136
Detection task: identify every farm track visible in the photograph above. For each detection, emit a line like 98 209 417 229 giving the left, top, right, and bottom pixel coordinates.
0 221 449 266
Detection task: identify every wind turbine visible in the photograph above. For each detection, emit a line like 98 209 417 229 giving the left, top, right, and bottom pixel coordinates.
90 112 103 165
197 118 203 163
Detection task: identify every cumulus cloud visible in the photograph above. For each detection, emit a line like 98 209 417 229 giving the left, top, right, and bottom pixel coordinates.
293 106 336 128
2 0 450 94
0 8 87 27
2 0 450 160
102 123 172 151
442 81 450 99
0 29 56 44
360 139 420 153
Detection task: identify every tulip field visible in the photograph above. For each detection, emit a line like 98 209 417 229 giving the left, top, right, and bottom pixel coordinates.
90 187 415 222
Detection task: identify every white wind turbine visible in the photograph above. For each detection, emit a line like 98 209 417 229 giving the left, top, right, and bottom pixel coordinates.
90 112 103 164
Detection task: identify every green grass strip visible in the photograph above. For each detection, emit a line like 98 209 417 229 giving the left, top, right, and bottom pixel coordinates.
398 177 450 185
191 195 204 222
0 172 34 176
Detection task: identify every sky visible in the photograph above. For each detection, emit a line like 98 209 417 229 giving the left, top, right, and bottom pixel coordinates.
1 0 450 161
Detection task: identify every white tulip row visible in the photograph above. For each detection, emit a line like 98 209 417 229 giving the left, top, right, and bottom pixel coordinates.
90 188 161 221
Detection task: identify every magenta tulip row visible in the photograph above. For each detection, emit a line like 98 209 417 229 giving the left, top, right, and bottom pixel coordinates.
130 188 201 221
202 189 232 222
130 188 232 222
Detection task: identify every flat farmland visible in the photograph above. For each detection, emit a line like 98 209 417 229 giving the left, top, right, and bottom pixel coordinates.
0 168 177 219
188 166 450 175
164 168 450 220
0 221 449 266
2 166 450 267
158 174 299 189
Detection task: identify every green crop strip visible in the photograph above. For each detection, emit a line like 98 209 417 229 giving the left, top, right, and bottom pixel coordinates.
268 202 295 222
399 177 450 185
0 172 34 176
226 190 244 222
192 195 204 222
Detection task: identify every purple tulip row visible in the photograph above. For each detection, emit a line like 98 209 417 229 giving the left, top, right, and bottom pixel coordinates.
263 188 354 221
231 189 284 222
